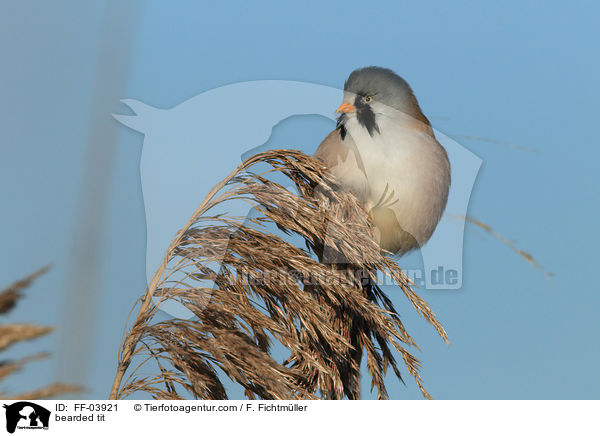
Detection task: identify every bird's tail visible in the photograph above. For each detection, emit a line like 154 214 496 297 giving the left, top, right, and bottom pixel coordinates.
296 241 378 399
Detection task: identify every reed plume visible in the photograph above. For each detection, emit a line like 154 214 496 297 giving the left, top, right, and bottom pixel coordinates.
110 149 447 400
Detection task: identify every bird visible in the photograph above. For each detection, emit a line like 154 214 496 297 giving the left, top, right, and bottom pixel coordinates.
302 67 451 399
315 66 451 255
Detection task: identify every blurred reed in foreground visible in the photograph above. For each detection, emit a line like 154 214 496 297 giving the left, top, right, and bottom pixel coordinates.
0 267 81 399
110 150 447 400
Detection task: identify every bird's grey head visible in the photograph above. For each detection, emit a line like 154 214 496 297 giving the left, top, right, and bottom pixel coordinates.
337 66 428 137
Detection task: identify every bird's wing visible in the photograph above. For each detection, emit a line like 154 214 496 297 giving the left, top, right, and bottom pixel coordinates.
314 129 366 176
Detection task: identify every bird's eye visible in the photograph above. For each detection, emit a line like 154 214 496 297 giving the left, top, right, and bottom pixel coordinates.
363 95 373 104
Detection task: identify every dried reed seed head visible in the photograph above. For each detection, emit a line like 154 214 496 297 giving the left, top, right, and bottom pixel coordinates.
112 150 446 400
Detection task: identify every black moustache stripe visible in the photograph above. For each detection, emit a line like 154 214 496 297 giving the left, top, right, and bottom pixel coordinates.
354 95 380 137
336 98 380 140
336 113 347 140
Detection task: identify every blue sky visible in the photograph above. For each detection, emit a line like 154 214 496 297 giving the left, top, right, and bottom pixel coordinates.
1 1 598 399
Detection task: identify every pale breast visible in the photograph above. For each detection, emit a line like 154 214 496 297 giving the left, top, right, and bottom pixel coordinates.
315 119 450 254
344 116 450 250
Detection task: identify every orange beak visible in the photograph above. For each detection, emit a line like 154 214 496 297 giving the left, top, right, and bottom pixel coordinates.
336 102 356 113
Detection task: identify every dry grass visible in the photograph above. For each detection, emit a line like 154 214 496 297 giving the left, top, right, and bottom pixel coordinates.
454 215 553 279
0 267 82 399
0 266 50 315
0 324 54 351
110 149 447 400
9 383 83 400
